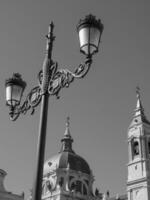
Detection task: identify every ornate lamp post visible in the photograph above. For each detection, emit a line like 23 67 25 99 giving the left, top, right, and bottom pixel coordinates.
5 15 103 200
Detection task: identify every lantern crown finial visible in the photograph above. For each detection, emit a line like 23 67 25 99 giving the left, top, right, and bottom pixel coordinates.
77 14 104 33
5 73 26 89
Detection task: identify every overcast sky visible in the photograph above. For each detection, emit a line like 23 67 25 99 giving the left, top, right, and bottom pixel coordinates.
0 0 150 198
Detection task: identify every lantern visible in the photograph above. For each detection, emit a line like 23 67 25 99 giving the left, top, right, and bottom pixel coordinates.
5 73 26 108
77 14 104 57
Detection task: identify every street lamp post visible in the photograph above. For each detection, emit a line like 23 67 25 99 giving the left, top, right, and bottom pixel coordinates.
5 15 103 200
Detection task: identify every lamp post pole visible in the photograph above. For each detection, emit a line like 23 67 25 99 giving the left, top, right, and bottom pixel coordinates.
5 14 103 200
32 23 54 200
33 91 49 200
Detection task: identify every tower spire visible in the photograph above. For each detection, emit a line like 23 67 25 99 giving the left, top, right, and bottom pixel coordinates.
130 87 150 127
135 86 145 115
60 117 74 153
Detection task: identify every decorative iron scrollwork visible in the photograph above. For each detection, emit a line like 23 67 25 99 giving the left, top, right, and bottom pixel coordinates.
9 86 42 121
48 57 92 98
9 56 92 120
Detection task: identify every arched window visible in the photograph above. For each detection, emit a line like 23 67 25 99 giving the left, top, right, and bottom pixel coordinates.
148 139 150 154
133 141 139 156
69 178 88 196
70 181 76 191
83 184 87 195
59 177 64 187
70 181 82 193
76 180 82 193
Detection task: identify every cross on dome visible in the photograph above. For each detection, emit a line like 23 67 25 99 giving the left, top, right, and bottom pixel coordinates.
64 116 71 137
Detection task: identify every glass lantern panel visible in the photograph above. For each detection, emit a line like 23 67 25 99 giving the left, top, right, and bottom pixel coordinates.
12 85 23 103
6 85 22 106
79 27 89 54
89 27 100 54
6 85 12 106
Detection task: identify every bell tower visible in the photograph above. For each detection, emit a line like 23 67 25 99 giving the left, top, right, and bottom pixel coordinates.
127 87 150 200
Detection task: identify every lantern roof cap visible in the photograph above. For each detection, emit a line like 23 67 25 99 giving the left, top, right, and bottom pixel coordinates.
5 73 26 89
77 14 104 33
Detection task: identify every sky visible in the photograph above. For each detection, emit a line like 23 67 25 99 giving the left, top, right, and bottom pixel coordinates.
0 0 150 198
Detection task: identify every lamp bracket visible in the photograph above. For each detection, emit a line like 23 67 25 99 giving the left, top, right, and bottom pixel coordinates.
9 55 92 121
47 56 92 98
9 86 42 121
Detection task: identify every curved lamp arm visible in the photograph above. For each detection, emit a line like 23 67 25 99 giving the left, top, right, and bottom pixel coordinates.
9 55 92 121
41 56 92 98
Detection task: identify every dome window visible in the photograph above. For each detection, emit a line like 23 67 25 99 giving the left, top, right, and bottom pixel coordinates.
84 179 89 186
70 179 88 196
76 180 82 193
59 177 64 187
70 182 76 191
83 184 87 195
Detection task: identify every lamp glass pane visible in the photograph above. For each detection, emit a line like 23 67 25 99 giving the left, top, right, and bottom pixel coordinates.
6 85 12 104
89 27 100 54
6 85 23 106
79 27 89 54
12 85 23 102
90 27 100 47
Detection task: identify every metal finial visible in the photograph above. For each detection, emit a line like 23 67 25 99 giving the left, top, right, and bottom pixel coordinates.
136 86 142 105
60 116 74 153
46 22 54 39
135 86 146 114
50 21 54 30
45 21 55 58
66 116 70 128
64 116 72 138
136 86 140 97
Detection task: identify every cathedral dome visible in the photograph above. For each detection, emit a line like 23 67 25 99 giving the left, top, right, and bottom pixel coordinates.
44 151 91 176
44 117 91 176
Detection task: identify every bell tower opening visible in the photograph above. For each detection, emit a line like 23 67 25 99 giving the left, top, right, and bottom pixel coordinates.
132 140 140 158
